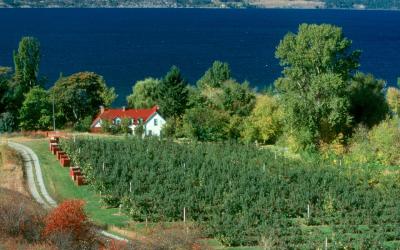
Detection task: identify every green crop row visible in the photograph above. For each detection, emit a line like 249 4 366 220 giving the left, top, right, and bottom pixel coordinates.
60 137 400 247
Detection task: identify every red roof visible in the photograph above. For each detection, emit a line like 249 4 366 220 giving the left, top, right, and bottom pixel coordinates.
91 106 159 127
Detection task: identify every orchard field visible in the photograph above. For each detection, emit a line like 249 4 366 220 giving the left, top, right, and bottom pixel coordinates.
61 137 400 248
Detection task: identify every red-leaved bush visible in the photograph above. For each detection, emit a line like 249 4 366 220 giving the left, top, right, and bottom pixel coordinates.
43 200 87 238
43 200 98 249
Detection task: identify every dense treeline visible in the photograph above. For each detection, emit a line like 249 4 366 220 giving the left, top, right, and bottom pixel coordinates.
2 23 400 156
61 137 400 247
325 0 400 9
0 37 116 132
126 23 399 154
0 0 240 8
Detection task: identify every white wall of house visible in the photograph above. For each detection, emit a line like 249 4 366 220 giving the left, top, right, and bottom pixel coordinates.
92 112 165 137
93 120 101 128
144 113 166 136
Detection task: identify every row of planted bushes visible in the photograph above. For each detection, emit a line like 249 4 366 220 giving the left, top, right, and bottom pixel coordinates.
60 137 400 247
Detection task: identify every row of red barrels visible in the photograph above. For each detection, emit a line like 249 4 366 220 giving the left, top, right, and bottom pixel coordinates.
49 137 86 186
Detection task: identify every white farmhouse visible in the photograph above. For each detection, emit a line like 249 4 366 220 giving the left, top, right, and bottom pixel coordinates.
90 105 166 136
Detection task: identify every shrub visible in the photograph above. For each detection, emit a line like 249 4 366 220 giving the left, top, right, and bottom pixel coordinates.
134 125 144 137
74 116 93 132
0 188 46 242
345 125 375 164
43 200 98 249
368 118 400 166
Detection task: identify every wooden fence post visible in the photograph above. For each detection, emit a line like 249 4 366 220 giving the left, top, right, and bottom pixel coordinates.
183 207 186 223
325 237 328 250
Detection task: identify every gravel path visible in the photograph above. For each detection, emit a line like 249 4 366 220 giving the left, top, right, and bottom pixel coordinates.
9 141 57 209
8 141 128 242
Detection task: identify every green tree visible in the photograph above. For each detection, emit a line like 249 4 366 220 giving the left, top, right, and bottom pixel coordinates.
73 116 93 132
275 24 360 149
0 67 11 114
13 37 41 90
276 24 360 83
220 79 256 117
197 61 231 89
1 37 42 128
182 107 230 141
19 86 52 131
348 72 389 128
157 66 188 119
161 117 184 139
127 78 160 108
185 62 255 141
195 79 255 116
0 112 15 133
50 72 117 125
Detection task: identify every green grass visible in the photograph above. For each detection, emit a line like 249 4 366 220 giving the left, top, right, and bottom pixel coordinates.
19 139 131 228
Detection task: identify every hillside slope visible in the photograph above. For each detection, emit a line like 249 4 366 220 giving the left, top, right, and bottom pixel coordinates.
0 0 399 9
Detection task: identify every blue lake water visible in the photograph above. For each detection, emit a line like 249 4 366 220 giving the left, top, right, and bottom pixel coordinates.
0 8 399 106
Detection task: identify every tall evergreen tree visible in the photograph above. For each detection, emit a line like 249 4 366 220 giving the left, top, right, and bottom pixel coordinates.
157 66 188 118
13 36 41 90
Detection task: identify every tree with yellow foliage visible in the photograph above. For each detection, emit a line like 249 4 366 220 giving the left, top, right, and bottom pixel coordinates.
386 83 400 116
241 94 283 144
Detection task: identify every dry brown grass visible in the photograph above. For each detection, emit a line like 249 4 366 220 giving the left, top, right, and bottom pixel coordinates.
0 145 29 196
0 188 47 244
103 224 209 250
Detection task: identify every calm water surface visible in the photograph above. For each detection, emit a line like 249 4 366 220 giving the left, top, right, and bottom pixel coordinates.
0 9 399 105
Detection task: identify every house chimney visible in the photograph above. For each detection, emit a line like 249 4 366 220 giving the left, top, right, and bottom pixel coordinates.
100 105 105 114
122 106 126 111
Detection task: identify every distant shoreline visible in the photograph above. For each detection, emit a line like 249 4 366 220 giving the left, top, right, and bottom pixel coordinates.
0 6 400 11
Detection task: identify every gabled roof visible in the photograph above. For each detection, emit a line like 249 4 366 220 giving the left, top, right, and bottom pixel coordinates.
91 106 159 127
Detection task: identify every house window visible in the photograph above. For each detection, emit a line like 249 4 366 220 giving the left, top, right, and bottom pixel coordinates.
154 119 158 126
115 118 121 125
